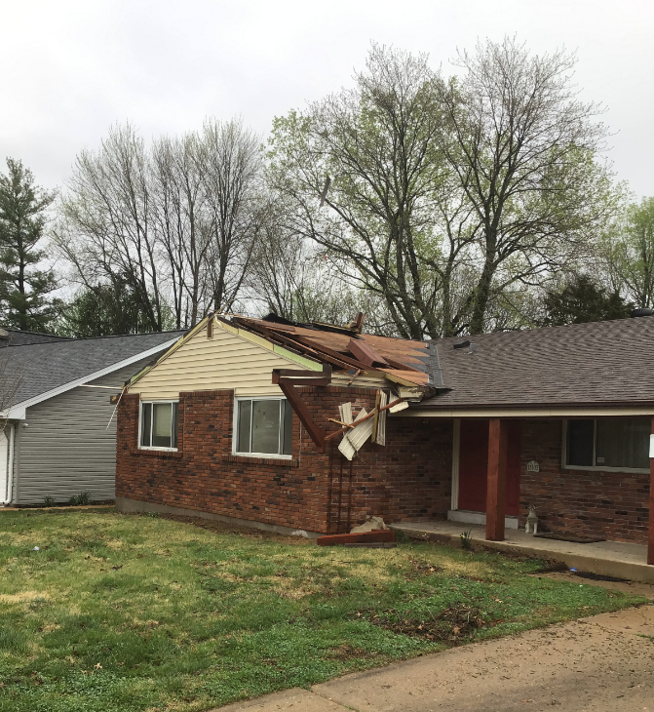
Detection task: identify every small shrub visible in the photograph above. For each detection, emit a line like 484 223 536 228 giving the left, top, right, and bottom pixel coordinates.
460 530 473 550
69 491 91 506
43 496 55 508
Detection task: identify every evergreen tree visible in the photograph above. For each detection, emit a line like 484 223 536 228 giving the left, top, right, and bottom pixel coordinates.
0 158 58 331
59 280 156 337
544 276 633 326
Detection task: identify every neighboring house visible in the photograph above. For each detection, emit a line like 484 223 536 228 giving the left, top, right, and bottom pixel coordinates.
0 330 185 506
114 312 654 562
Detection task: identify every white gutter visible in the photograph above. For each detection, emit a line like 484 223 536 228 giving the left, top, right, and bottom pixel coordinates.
1 337 180 421
2 423 15 506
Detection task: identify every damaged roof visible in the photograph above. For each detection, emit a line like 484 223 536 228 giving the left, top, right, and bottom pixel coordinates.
421 316 654 409
224 313 437 389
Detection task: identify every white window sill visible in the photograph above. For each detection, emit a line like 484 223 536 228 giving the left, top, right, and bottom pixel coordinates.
232 451 293 461
562 464 649 474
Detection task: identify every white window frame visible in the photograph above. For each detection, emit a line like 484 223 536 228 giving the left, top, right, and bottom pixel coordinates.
561 418 649 474
139 400 179 452
232 396 293 460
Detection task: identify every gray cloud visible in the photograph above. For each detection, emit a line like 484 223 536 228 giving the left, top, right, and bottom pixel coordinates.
2 0 653 196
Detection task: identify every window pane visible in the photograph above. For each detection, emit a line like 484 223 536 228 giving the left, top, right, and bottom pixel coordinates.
140 403 152 447
237 400 252 453
281 399 293 455
596 417 649 469
152 403 172 448
252 400 281 454
171 402 179 449
567 420 594 466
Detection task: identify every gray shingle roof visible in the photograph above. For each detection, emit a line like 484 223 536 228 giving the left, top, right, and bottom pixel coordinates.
2 331 185 407
0 329 69 348
420 316 654 410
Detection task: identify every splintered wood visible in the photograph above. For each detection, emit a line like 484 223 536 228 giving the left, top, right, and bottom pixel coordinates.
338 390 389 460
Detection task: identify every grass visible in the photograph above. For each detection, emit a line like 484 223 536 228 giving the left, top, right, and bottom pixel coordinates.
0 509 645 711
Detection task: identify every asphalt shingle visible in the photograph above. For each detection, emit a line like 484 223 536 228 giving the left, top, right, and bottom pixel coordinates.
1 331 184 406
421 316 654 409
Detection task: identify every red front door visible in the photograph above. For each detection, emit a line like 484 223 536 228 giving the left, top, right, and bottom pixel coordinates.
457 420 521 516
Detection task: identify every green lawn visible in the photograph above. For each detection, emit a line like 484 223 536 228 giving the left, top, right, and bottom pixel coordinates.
0 509 645 711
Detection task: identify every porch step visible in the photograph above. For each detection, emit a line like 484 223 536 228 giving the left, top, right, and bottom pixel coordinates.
390 521 654 585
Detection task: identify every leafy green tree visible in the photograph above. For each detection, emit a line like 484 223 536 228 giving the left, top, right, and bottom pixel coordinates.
599 197 654 309
543 275 632 326
0 158 58 331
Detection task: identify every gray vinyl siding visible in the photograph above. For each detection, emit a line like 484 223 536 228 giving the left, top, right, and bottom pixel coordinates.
13 356 157 505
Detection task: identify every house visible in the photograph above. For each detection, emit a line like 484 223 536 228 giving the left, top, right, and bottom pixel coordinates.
0 329 185 506
114 312 654 563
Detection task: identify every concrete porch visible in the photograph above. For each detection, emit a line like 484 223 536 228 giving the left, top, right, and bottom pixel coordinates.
391 520 654 584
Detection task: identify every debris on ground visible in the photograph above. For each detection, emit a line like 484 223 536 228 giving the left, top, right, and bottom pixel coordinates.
351 516 388 533
359 604 486 644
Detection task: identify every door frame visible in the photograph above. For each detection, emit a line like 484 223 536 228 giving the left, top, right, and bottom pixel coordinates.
449 418 519 529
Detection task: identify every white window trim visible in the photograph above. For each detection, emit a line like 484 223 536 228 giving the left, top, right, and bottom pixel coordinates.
561 418 649 474
232 396 293 460
139 399 179 452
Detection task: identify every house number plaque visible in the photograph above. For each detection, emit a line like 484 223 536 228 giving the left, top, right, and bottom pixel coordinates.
526 460 540 473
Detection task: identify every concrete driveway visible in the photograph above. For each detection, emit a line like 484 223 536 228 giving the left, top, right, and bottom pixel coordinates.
218 599 654 712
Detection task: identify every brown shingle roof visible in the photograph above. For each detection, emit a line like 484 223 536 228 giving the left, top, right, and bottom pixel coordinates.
421 316 654 409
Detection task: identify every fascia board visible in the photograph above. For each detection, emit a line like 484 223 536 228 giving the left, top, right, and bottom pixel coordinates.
399 406 654 418
6 337 180 418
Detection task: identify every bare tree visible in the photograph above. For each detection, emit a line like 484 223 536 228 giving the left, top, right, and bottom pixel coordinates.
201 119 263 313
151 133 213 328
438 37 613 334
55 119 264 331
55 124 167 332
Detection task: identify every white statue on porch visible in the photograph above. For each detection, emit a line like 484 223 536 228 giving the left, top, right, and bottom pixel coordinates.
525 505 539 535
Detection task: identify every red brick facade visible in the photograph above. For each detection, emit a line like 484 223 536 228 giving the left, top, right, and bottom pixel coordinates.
520 419 649 544
116 386 452 534
116 391 650 543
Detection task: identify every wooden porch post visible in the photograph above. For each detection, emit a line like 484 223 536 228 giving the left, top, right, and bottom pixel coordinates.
486 418 508 541
648 417 654 565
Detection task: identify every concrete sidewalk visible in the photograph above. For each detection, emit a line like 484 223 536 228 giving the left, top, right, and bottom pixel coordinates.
217 604 654 712
392 520 654 584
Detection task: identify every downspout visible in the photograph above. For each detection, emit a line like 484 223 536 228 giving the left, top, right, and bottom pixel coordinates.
2 423 15 506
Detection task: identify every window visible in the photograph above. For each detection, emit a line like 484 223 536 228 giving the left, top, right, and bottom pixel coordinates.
564 418 649 471
234 398 293 457
140 401 179 450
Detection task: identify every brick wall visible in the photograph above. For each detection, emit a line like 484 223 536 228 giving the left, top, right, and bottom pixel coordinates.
116 387 452 534
520 419 650 543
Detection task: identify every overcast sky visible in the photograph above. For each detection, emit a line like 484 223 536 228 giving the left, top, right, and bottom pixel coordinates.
2 0 653 197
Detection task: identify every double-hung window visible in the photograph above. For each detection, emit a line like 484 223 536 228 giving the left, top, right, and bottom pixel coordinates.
564 418 649 471
234 397 293 457
140 401 179 450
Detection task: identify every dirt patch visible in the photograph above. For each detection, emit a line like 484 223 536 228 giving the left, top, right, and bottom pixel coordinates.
148 513 310 544
0 591 50 604
360 605 486 644
327 644 377 661
409 559 443 575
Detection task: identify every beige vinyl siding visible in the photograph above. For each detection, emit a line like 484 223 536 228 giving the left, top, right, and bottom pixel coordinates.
129 322 314 400
14 357 157 505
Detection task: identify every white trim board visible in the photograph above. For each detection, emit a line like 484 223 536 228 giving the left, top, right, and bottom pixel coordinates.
398 406 654 418
3 337 180 421
448 509 519 529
